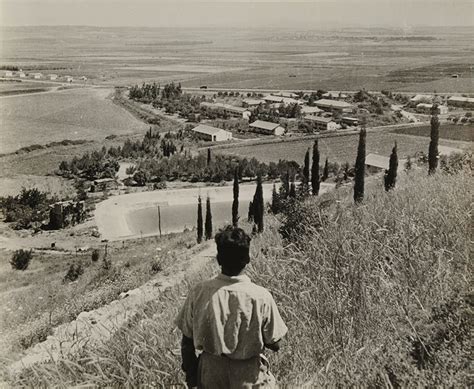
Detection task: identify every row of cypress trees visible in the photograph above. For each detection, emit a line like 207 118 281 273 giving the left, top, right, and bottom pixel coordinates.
196 107 441 241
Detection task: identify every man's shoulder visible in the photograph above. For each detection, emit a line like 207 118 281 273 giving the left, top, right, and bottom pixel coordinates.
234 280 274 301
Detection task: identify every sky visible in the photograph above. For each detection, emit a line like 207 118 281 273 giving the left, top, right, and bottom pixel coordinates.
1 0 472 29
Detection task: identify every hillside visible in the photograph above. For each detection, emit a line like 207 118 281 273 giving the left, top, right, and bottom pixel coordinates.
5 164 472 387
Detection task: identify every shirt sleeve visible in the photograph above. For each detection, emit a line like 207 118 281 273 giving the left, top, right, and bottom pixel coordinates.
174 290 195 339
262 292 288 345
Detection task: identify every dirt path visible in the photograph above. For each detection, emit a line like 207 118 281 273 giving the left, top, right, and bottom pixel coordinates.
7 242 216 375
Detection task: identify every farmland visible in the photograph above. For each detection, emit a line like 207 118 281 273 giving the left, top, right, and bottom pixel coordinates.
218 131 470 165
0 87 148 154
392 123 473 142
1 26 473 92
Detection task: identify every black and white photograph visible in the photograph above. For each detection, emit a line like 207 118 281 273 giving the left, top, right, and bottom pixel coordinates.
0 0 472 387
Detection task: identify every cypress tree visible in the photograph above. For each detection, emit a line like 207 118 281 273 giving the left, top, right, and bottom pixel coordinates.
428 105 439 175
205 196 212 240
311 140 320 195
253 175 264 233
353 128 366 203
232 169 239 226
322 158 329 182
303 148 310 187
207 148 212 166
271 183 281 214
384 142 398 191
247 200 254 222
289 179 297 198
282 170 290 198
197 196 203 243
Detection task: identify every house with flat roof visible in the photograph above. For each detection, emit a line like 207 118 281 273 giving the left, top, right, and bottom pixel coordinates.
200 102 251 120
4 71 13 77
31 73 43 79
273 91 299 98
416 103 449 115
447 96 474 109
249 120 285 136
341 117 360 126
192 124 232 142
409 94 434 104
314 99 354 114
262 95 301 106
242 98 264 108
365 153 406 173
18 72 26 78
301 106 323 116
48 74 58 80
304 116 340 132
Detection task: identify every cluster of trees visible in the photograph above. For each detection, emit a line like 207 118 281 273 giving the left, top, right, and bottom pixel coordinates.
129 82 183 102
196 195 213 243
0 188 56 230
249 103 301 123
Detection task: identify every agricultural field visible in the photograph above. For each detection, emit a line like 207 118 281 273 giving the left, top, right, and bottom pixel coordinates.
0 87 148 154
392 123 473 142
1 26 473 92
219 131 470 165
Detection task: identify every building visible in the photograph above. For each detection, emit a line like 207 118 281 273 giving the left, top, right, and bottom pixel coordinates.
365 153 406 173
314 99 354 114
416 103 449 115
273 91 299 98
65 76 73 83
192 124 233 142
48 74 58 80
341 117 360 126
249 120 285 136
262 95 301 105
409 94 433 104
92 178 117 192
304 116 340 131
80 76 88 81
31 73 43 79
200 102 251 120
4 71 13 77
18 72 26 78
322 91 348 99
301 106 323 116
242 98 264 108
447 96 474 109
49 200 85 229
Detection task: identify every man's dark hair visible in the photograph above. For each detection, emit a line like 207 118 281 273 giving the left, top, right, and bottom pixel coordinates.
215 226 251 275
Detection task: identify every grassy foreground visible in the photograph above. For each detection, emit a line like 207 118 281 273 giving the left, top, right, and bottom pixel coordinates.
7 168 472 387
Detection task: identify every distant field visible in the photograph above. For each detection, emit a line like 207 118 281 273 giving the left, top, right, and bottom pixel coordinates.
0 88 148 154
219 132 469 165
392 124 473 142
0 81 56 92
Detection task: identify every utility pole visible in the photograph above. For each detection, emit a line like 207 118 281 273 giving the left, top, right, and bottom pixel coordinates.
157 205 162 237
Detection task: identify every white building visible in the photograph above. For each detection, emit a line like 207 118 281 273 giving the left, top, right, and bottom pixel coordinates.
273 91 299 98
48 74 58 80
341 117 360 126
322 91 348 99
365 153 406 173
4 71 13 77
242 98 264 108
447 96 474 109
314 99 354 114
200 102 251 120
18 72 26 78
416 103 449 115
409 94 434 104
31 73 43 79
304 116 340 131
192 125 233 142
249 120 285 136
262 95 301 106
65 76 73 83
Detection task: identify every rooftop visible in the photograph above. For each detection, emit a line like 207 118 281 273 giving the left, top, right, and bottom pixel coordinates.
304 116 334 123
200 102 248 113
249 120 281 130
192 124 229 136
448 96 474 103
315 99 353 109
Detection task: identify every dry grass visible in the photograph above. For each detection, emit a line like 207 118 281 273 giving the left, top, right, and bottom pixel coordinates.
5 168 472 387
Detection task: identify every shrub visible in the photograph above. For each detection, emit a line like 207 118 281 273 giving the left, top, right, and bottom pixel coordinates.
91 249 100 262
64 263 84 282
150 260 162 274
10 249 33 270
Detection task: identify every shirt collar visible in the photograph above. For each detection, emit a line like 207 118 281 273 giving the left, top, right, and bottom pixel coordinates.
217 273 251 283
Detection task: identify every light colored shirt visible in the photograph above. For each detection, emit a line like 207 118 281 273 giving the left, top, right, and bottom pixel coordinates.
175 273 288 360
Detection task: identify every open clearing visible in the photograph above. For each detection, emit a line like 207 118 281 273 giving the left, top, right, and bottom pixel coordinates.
0 87 148 154
219 131 470 165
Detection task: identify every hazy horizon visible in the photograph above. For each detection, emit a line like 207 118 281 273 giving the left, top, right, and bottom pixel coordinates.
1 0 472 29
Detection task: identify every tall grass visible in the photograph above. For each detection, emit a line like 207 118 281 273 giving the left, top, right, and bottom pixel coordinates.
6 169 472 387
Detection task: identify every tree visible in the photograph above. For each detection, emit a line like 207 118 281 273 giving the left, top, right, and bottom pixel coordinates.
322 158 329 182
311 140 320 195
205 196 213 240
10 249 32 270
247 200 254 222
232 169 239 226
302 148 310 188
384 142 398 191
253 175 264 233
207 148 212 166
289 179 297 198
197 196 203 243
271 183 282 214
428 106 440 175
353 128 366 203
